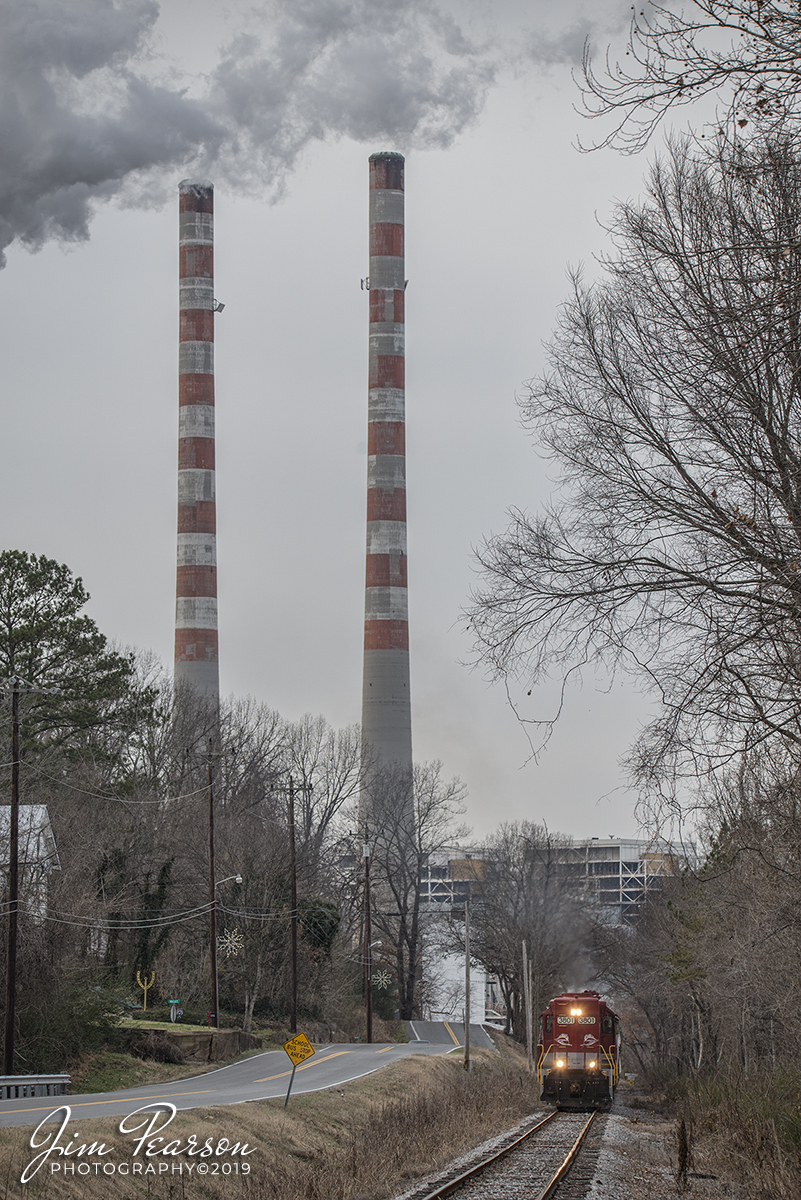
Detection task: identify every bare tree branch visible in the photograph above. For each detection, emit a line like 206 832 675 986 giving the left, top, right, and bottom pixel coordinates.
580 1 801 152
469 135 801 805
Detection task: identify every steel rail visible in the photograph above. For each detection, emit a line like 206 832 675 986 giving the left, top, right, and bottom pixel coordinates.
417 1112 558 1199
536 1110 597 1200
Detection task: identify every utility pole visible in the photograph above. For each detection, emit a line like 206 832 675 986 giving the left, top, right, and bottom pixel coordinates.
208 740 219 1031
463 893 471 1071
363 836 372 1044
4 679 19 1075
288 776 298 1034
522 940 533 1072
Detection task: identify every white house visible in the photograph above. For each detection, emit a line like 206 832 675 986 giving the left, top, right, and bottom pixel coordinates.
0 805 60 917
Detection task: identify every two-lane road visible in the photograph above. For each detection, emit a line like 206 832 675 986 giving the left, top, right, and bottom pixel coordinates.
0 1040 456 1128
405 1021 495 1049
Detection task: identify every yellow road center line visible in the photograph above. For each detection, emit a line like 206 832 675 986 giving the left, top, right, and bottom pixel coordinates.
0 1090 216 1116
443 1022 460 1046
375 1047 393 1054
3 1046 379 1117
254 1050 350 1083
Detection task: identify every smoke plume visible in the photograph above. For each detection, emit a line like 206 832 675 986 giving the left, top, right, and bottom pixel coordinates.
0 0 495 266
524 1 631 67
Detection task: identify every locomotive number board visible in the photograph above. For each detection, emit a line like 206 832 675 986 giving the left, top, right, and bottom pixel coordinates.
578 1016 597 1024
556 1016 574 1024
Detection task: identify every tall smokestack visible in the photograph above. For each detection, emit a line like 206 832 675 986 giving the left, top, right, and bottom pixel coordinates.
174 179 220 704
361 152 413 786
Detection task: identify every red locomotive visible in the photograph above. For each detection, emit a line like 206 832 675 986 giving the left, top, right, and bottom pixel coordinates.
537 990 620 1110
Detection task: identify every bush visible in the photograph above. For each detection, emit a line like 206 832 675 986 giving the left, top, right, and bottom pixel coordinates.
647 1067 801 1197
10 984 124 1074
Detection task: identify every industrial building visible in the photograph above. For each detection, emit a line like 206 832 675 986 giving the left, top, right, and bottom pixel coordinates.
557 838 684 921
360 152 413 803
174 179 220 706
416 837 685 1022
419 837 683 922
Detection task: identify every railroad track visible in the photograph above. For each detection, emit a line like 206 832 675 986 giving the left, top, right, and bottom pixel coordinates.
400 1110 601 1200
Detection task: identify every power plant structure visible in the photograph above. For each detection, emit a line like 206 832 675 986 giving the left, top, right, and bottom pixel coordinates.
360 152 414 798
174 179 220 706
172 161 413 763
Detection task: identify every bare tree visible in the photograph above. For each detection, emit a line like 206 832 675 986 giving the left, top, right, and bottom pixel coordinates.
469 135 801 814
369 761 467 1020
697 747 801 1067
589 889 695 1073
214 807 292 1035
587 742 801 1079
581 1 801 152
460 823 588 1040
284 715 363 863
217 696 285 810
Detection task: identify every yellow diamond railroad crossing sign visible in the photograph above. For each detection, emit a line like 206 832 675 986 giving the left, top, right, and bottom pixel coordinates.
283 1033 315 1067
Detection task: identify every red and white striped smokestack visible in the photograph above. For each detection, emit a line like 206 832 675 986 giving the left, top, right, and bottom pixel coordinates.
174 179 220 704
361 152 413 779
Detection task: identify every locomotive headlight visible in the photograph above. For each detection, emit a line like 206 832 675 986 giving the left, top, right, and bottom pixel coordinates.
556 1059 565 1068
589 1060 596 1069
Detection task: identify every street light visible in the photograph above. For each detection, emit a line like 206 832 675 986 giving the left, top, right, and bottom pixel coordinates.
363 838 373 1043
345 940 381 966
210 870 242 1031
217 875 243 888
288 777 298 1034
268 775 310 1034
451 895 473 1072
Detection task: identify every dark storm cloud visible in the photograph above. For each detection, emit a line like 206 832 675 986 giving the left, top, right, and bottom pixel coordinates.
0 0 494 266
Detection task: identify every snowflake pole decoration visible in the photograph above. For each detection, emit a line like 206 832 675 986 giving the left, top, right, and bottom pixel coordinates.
217 928 245 958
372 970 391 990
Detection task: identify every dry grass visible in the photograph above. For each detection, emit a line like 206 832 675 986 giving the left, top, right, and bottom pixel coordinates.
67 1051 216 1095
640 1067 801 1199
681 1073 801 1199
117 1020 215 1034
0 1039 542 1200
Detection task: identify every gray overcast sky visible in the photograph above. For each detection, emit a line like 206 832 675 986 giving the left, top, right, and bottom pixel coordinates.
0 0 675 840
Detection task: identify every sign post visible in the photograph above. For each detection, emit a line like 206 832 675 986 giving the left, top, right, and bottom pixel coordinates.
282 1033 315 1107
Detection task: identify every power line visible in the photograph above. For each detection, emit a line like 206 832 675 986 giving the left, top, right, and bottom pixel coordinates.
0 900 305 928
16 763 212 805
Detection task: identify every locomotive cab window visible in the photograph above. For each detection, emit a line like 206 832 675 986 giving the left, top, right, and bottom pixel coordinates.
601 1017 613 1034
544 1014 553 1032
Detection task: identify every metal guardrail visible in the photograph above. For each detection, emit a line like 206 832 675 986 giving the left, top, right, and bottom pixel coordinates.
0 1074 70 1099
